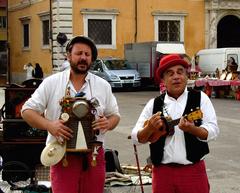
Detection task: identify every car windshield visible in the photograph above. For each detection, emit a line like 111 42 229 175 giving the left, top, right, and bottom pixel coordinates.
104 59 133 70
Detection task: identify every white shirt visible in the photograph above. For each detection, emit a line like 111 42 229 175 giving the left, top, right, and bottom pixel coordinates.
23 64 34 80
131 88 219 164
60 60 70 71
21 69 120 145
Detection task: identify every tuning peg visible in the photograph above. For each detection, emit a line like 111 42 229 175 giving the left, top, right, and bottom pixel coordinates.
91 146 98 167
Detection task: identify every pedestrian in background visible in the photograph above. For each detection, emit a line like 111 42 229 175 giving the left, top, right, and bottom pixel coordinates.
32 63 44 79
132 54 219 193
23 62 34 80
21 36 120 193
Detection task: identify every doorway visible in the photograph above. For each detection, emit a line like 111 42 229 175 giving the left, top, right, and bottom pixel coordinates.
217 15 240 48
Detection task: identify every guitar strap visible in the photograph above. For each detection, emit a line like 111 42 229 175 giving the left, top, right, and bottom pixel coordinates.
149 89 209 166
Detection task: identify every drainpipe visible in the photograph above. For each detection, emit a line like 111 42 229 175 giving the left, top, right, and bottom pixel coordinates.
49 0 53 68
134 0 137 42
6 0 10 84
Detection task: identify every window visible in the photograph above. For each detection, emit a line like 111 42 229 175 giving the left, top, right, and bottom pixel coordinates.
153 13 186 42
0 16 7 29
42 19 50 46
81 9 119 49
20 16 31 49
38 12 50 48
88 19 112 45
227 54 238 65
158 20 180 41
23 23 29 48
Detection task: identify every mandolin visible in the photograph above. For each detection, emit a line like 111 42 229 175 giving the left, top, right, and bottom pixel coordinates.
148 109 203 143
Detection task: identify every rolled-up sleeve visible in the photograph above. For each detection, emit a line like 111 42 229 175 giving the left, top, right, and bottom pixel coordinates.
131 98 154 144
21 74 64 121
21 80 48 114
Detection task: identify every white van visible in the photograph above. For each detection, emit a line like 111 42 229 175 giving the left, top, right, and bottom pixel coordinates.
195 48 240 75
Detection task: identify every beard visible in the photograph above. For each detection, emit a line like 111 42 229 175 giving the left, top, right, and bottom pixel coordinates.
70 60 91 74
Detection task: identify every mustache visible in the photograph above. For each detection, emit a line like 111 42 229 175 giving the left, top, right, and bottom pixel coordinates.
77 60 88 65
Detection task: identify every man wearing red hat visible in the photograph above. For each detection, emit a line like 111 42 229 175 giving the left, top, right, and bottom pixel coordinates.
132 54 219 193
22 36 120 193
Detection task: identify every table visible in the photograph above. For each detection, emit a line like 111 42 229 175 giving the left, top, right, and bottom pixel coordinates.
195 79 240 87
194 79 240 100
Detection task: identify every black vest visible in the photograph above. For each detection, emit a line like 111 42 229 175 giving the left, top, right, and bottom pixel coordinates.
149 89 209 166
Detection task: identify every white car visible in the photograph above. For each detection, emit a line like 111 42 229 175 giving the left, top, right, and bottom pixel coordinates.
90 58 141 88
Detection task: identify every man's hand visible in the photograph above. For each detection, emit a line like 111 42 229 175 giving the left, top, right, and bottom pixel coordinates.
178 117 208 140
46 120 73 143
146 112 165 133
178 117 195 132
92 116 110 134
137 112 167 143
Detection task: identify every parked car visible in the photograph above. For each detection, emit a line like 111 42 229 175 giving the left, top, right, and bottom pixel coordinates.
90 58 141 88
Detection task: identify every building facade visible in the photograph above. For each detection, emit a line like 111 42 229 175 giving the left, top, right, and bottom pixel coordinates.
6 0 240 84
205 0 240 48
8 0 51 83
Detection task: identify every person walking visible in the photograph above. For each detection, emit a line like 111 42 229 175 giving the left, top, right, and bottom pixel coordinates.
32 63 44 79
131 54 219 193
21 36 120 193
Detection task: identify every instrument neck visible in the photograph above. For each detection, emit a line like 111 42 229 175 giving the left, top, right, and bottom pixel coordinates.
168 118 181 128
